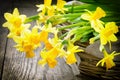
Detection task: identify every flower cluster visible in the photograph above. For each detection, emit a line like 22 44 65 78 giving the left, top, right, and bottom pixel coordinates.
2 0 120 70
3 0 83 68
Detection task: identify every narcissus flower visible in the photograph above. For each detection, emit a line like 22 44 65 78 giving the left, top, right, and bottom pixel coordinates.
65 40 84 64
3 8 29 38
96 49 120 70
81 7 106 32
3 8 26 28
13 27 41 58
38 47 59 68
39 23 57 43
100 22 118 46
56 0 67 13
7 24 30 38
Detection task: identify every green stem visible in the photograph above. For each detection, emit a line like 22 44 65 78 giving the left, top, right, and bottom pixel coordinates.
63 13 82 17
58 22 86 30
24 15 39 23
59 32 68 39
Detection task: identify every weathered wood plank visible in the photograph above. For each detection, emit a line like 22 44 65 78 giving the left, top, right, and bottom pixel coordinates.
0 0 12 79
0 15 8 80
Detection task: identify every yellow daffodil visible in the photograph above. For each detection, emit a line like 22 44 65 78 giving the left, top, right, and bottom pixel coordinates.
13 26 41 58
66 40 84 64
2 8 29 38
56 0 67 13
38 29 65 68
3 8 26 29
38 47 59 68
7 24 30 38
45 30 61 51
96 49 120 70
100 22 118 46
13 36 35 58
39 23 57 43
39 30 49 42
81 7 106 32
38 43 60 68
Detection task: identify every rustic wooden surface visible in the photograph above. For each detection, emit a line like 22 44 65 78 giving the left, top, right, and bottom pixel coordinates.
0 0 12 79
0 1 96 80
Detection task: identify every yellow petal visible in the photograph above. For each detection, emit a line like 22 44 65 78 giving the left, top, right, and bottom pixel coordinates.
26 51 35 58
39 30 48 42
92 7 106 20
57 0 66 9
91 20 104 32
50 48 60 58
66 53 77 64
47 57 57 68
13 8 19 16
100 34 107 45
105 22 118 33
4 13 13 21
48 6 55 16
45 41 53 50
81 13 91 20
108 34 117 42
2 22 12 28
106 58 115 70
44 0 52 7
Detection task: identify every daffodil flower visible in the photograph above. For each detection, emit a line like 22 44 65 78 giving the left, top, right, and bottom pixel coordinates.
13 36 35 58
2 8 29 38
38 47 59 68
65 40 84 64
56 0 67 13
3 8 26 28
38 28 65 68
100 22 118 47
81 7 106 32
45 29 62 51
7 24 30 38
13 26 41 58
96 49 120 70
38 23 58 43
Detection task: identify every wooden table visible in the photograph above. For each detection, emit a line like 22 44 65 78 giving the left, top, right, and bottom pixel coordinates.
0 0 97 80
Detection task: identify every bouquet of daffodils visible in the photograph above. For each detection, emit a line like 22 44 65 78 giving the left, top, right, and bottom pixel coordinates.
2 0 120 71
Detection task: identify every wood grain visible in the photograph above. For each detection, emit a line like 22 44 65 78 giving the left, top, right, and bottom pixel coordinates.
0 16 8 79
0 1 12 79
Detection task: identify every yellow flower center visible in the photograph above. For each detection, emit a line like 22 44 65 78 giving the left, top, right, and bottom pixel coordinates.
103 29 113 37
13 18 22 27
